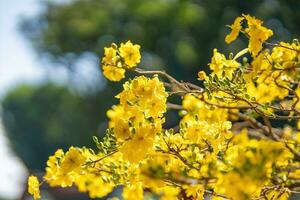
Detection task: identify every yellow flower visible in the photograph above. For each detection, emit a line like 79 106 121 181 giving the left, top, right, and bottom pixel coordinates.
61 147 86 173
113 118 131 140
119 41 141 68
244 14 273 56
197 70 207 80
44 149 75 188
246 81 288 104
184 120 208 143
75 173 113 198
225 16 244 44
155 185 180 200
250 49 272 74
102 65 125 82
181 93 229 123
271 42 298 63
209 49 240 78
184 184 204 199
118 76 168 119
106 105 125 127
120 123 156 163
182 94 202 112
28 176 40 200
123 182 143 200
49 171 75 188
44 147 92 188
102 46 117 65
101 41 142 81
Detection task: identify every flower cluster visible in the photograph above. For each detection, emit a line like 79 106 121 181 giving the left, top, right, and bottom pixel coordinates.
108 75 168 162
28 14 300 200
101 41 141 81
226 14 273 56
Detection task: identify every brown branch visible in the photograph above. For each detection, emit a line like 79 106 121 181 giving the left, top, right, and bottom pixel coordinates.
135 68 189 91
199 95 251 109
265 42 300 53
86 150 118 165
167 103 183 110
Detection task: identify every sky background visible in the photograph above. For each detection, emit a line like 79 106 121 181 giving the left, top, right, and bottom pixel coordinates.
0 0 45 97
0 0 48 198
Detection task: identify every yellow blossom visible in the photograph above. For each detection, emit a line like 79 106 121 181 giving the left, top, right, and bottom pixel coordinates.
209 48 240 78
60 147 86 173
197 70 207 80
28 176 40 200
123 182 143 200
120 122 156 163
106 105 125 127
75 173 113 198
102 65 125 82
244 14 273 56
184 184 204 200
102 46 117 65
118 76 168 119
44 148 81 187
225 16 244 44
113 118 131 140
119 40 141 68
181 94 229 123
101 41 141 81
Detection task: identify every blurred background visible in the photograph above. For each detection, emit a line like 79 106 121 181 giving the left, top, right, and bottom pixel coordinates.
0 0 299 199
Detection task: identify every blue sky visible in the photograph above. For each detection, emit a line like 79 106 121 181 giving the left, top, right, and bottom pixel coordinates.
0 0 45 97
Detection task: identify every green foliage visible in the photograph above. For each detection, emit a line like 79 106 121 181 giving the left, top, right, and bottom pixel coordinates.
93 129 117 154
21 0 300 80
1 83 117 170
